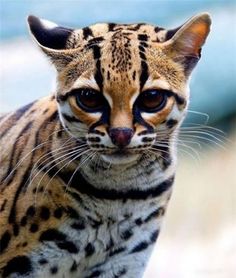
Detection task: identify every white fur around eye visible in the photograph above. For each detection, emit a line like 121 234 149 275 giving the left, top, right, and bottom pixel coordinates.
142 77 171 91
71 77 113 108
140 112 156 120
103 92 113 108
72 76 100 91
130 91 139 108
58 101 102 123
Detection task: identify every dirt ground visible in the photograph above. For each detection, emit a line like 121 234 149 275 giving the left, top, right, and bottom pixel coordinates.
144 131 236 278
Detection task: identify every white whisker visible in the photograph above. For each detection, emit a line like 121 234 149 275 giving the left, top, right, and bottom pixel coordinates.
64 150 95 193
31 142 87 179
28 145 88 197
2 130 74 183
40 148 92 204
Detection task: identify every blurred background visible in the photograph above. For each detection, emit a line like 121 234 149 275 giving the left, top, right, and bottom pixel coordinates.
0 0 236 277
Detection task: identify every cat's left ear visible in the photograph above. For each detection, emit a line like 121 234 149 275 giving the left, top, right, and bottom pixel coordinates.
27 15 76 71
164 13 211 75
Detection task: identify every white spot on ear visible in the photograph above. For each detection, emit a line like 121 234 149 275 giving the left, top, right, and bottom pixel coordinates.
41 18 58 30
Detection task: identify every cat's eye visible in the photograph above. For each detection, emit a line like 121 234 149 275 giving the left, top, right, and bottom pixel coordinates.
75 88 105 112
137 89 167 112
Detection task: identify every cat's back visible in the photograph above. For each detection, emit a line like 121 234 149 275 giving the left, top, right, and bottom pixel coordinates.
0 95 58 167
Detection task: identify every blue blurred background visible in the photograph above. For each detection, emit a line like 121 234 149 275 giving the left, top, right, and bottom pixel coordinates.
0 1 236 277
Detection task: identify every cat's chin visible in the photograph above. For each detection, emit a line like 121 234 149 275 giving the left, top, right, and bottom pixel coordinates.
100 153 140 165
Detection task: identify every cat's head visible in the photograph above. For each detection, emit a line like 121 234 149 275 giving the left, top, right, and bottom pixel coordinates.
28 13 211 165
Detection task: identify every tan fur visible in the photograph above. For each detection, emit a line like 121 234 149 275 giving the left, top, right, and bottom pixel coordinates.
0 13 211 277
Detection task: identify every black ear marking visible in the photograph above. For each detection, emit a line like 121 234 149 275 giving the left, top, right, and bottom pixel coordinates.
27 15 73 49
165 26 182 41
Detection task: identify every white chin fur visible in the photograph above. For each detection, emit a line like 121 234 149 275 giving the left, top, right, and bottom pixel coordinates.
101 153 140 165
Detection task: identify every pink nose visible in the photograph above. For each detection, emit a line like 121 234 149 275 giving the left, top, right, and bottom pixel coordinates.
109 128 134 148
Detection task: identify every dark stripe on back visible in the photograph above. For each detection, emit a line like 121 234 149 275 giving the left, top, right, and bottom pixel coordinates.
33 111 58 157
0 101 35 139
8 168 31 223
0 199 7 212
7 112 58 223
1 121 33 185
0 230 11 254
46 110 59 123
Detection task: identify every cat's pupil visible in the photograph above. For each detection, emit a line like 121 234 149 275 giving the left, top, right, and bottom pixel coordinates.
76 88 104 111
138 90 166 112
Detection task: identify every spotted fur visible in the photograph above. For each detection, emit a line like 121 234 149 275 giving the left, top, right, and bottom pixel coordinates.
0 13 211 277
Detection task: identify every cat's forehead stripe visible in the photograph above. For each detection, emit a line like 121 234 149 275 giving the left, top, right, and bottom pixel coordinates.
57 22 188 102
91 44 104 91
138 34 149 90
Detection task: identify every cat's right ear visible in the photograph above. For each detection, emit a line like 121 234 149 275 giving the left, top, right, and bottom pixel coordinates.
27 15 75 71
164 13 211 75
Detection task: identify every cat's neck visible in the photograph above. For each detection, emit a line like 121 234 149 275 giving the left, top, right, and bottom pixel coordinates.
51 126 177 193
80 152 177 191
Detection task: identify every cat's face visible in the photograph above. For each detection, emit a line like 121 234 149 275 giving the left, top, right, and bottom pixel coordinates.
56 37 188 164
28 14 211 164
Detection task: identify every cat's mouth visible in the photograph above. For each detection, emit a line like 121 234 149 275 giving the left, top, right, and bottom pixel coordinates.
100 149 140 165
101 153 140 165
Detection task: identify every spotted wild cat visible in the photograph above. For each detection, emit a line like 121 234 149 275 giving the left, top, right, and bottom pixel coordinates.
0 13 211 277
